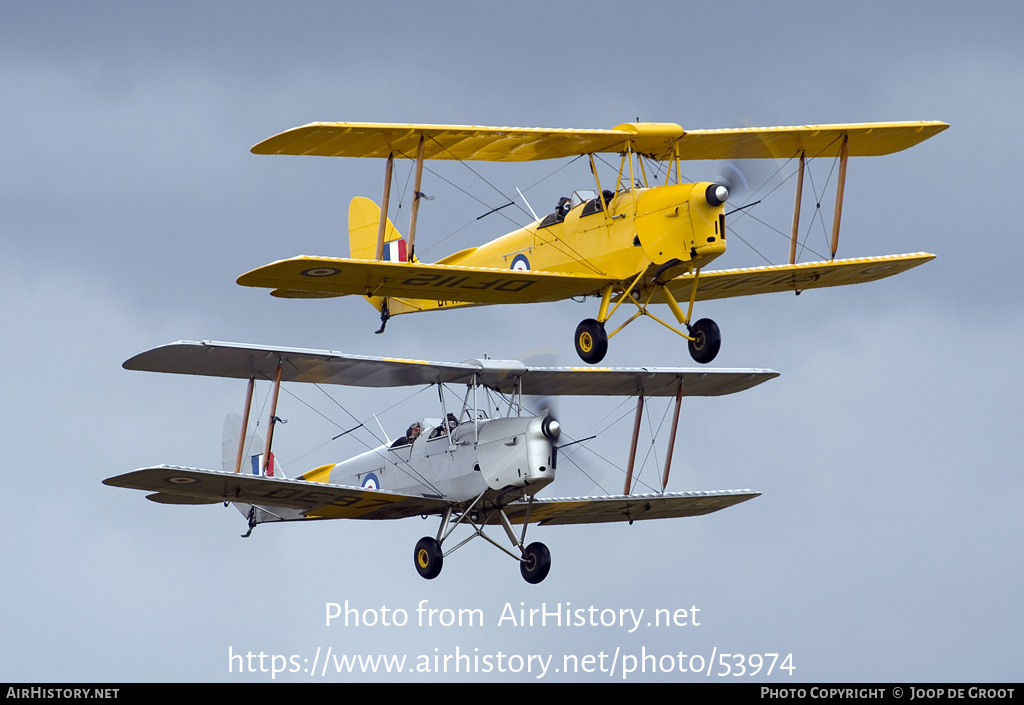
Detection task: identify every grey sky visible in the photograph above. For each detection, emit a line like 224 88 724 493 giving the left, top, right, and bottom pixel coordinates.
2 1 1021 682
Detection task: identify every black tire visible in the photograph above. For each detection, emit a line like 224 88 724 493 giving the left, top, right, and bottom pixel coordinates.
520 542 552 584
414 536 443 580
687 318 721 364
574 319 608 364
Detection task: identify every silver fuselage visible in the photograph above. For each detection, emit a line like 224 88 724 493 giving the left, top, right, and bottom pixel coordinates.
328 415 558 500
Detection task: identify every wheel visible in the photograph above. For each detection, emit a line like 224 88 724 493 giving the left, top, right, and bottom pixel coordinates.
414 536 443 580
520 542 551 584
687 318 721 364
574 319 608 364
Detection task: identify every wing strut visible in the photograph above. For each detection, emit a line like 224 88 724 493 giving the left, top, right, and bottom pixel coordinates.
830 136 849 258
660 379 684 491
408 136 425 260
789 152 805 265
623 393 644 495
233 373 256 474
588 153 612 230
623 380 686 494
374 152 394 261
262 360 283 475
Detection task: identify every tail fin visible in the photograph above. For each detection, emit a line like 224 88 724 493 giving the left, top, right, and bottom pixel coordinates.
349 196 410 319
349 196 409 262
221 413 286 479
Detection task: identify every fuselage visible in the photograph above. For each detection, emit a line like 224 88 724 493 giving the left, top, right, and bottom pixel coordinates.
298 415 559 505
388 182 727 315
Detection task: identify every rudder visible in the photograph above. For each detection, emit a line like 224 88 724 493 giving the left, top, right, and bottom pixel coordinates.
349 196 408 262
221 413 286 479
349 196 411 319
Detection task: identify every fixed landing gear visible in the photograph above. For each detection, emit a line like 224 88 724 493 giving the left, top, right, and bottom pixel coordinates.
414 536 443 579
412 497 553 583
574 319 608 364
574 270 725 365
412 534 551 583
520 542 551 584
573 315 722 364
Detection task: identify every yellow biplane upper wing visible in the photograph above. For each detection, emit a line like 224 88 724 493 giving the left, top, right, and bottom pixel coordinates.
237 256 614 304
658 252 935 303
499 489 760 526
103 465 453 520
251 120 947 162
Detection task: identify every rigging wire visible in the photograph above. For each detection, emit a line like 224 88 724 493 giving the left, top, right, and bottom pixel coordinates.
261 369 443 494
723 148 845 264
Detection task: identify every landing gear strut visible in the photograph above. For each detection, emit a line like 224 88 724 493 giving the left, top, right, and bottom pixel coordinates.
573 274 723 364
412 493 553 583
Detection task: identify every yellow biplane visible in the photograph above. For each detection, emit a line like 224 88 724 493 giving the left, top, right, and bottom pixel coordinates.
238 120 947 363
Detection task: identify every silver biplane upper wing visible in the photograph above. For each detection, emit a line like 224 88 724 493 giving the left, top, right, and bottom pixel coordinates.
123 340 779 397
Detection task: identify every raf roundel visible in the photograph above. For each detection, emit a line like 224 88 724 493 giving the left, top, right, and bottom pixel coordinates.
510 254 530 271
301 267 342 277
361 473 380 491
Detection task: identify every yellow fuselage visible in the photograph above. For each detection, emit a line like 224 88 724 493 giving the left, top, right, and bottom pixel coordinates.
390 182 727 314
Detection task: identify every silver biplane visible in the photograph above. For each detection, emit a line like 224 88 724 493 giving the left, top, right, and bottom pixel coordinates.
104 341 777 583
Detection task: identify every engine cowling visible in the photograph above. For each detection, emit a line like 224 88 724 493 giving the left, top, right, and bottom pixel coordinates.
633 182 727 269
474 416 557 494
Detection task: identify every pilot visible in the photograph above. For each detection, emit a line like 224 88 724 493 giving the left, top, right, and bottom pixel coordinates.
406 422 422 443
556 196 571 218
447 412 458 430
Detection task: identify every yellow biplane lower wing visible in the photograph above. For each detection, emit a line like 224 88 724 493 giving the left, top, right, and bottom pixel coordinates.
660 252 935 303
239 252 933 307
237 257 614 304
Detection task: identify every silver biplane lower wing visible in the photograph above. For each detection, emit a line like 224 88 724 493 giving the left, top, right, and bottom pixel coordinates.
504 490 759 525
123 340 779 396
103 466 758 524
103 465 453 520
